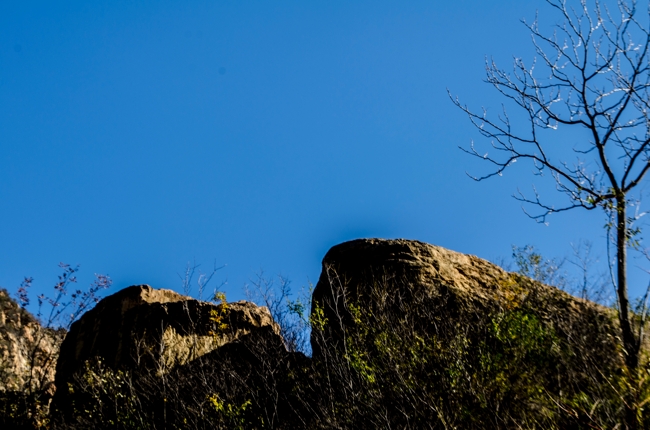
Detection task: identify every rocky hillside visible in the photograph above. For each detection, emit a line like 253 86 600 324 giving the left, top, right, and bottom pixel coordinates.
0 289 64 394
1 239 641 428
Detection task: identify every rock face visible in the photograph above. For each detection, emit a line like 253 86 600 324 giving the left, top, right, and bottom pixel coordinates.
54 285 281 401
0 289 64 393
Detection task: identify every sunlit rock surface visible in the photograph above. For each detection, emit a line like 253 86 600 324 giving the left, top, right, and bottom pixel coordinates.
0 289 64 394
54 285 281 398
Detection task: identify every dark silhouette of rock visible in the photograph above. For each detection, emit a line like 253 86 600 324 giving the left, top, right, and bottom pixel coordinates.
152 325 313 429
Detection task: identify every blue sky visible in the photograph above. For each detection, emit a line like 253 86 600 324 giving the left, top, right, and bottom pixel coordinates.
2 0 644 305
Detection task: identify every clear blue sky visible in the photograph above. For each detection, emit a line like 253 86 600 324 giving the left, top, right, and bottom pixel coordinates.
2 0 644 305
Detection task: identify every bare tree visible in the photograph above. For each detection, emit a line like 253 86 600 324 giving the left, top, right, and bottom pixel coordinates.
244 272 311 354
451 0 650 426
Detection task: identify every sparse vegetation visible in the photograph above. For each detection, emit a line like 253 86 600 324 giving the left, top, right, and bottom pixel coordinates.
3 241 650 429
452 0 650 425
0 265 110 429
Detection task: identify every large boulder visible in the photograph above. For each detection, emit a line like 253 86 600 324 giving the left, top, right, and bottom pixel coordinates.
309 238 624 428
50 285 314 429
311 238 616 350
310 238 516 359
53 285 282 406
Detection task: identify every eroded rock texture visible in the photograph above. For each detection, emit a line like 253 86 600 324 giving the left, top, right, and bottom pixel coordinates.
0 289 64 394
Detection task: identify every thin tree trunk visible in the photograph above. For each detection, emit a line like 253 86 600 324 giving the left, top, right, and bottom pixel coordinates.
617 199 636 369
617 197 639 429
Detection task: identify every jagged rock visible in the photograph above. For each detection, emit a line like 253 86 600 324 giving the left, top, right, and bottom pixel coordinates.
0 288 64 393
53 285 282 408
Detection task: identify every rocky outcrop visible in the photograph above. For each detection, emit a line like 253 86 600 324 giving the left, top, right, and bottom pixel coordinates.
309 238 623 428
311 238 617 353
17 239 629 428
0 289 64 393
51 284 300 428
54 285 281 390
